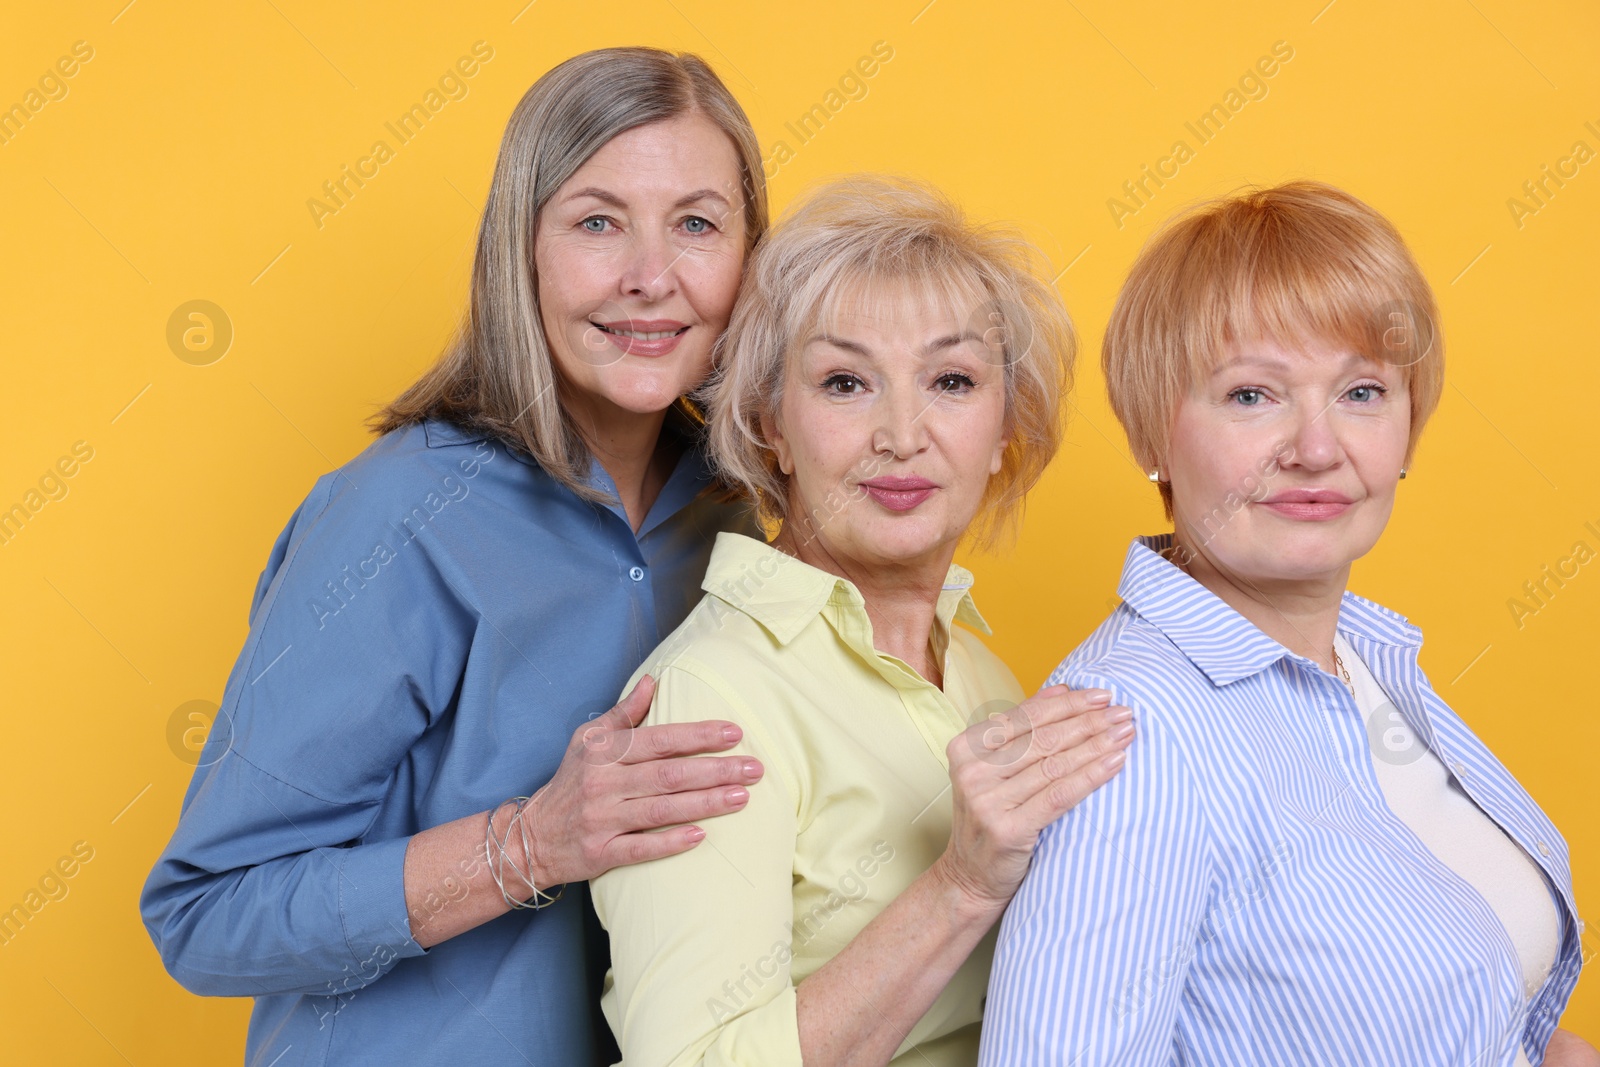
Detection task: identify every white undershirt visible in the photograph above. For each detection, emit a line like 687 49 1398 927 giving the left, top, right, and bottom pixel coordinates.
1336 634 1559 1067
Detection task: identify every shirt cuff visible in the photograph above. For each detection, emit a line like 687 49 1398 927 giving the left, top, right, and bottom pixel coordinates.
704 983 803 1067
334 834 427 980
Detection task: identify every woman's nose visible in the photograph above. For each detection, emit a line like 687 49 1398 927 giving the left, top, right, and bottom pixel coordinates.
1285 407 1341 470
871 387 932 459
617 231 679 302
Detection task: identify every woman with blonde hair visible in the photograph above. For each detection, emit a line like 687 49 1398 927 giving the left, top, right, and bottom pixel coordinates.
143 47 775 1065
981 181 1595 1066
593 175 1135 1066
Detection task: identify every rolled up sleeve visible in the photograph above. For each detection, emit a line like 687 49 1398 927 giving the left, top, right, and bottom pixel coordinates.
592 662 805 1067
140 472 473 997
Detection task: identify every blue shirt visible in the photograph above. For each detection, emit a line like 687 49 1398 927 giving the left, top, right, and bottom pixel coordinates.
980 534 1583 1066
140 414 755 1067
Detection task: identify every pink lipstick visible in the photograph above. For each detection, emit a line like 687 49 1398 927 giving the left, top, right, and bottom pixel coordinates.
859 475 938 512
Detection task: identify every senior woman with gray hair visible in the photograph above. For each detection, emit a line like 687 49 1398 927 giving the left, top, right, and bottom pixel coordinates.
143 47 776 1065
591 176 1135 1066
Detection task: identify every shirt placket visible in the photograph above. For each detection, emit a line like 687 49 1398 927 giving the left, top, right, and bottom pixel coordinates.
1341 645 1550 1030
828 593 966 769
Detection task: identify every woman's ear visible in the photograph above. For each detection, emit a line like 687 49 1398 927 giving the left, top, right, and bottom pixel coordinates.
989 431 1010 476
760 411 793 475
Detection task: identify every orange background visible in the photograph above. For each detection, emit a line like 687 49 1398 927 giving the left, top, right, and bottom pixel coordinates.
1 0 1594 1059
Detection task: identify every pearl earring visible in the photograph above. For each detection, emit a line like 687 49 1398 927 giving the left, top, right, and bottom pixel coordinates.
1399 467 1408 480
1147 468 1161 483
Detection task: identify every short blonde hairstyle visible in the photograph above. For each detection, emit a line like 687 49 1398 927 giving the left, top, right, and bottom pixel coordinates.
1103 180 1444 515
704 175 1075 552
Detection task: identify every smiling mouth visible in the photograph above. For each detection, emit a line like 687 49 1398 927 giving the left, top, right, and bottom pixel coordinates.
593 323 689 341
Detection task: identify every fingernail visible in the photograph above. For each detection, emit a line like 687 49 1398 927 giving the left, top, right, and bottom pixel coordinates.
1108 705 1133 723
1108 721 1135 743
726 787 749 805
1102 750 1128 770
743 760 762 778
686 827 706 842
722 724 741 743
1086 689 1112 706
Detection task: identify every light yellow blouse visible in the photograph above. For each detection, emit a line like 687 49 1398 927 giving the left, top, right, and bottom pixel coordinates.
592 531 1025 1066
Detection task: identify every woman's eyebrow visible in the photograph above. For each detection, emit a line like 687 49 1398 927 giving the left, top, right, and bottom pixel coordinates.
1210 355 1291 377
807 333 873 357
923 331 982 354
805 331 983 358
557 187 732 210
1209 350 1378 378
560 186 626 208
673 188 732 209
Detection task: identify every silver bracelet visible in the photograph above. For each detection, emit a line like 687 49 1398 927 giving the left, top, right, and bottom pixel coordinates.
485 794 565 911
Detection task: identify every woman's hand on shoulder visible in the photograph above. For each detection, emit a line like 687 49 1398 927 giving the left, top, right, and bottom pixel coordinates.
934 684 1133 913
524 674 765 885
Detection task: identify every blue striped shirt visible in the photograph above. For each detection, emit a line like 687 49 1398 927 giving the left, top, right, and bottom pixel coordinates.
980 534 1584 1066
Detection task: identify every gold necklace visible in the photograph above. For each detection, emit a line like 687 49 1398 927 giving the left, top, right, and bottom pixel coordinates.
1332 646 1355 695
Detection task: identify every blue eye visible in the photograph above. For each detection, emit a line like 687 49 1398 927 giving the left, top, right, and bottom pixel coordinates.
1347 383 1386 403
1228 387 1265 406
581 216 610 233
683 216 712 234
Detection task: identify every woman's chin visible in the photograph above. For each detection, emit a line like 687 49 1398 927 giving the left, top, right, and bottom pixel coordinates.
1200 524 1380 587
593 378 701 417
842 520 962 569
1215 553 1357 587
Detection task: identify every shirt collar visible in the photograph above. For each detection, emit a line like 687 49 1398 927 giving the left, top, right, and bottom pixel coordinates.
424 411 722 537
1335 588 1423 650
1118 533 1422 687
578 412 721 538
422 418 488 448
700 531 993 646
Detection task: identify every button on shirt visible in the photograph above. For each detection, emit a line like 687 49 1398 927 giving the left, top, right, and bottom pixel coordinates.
980 534 1583 1067
592 531 1026 1066
140 415 755 1067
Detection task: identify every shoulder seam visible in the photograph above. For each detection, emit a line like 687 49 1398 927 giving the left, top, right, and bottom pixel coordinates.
654 658 804 806
1068 661 1225 888
224 746 389 814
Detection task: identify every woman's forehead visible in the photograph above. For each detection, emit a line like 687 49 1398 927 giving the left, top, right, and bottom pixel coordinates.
1197 330 1401 381
807 269 990 331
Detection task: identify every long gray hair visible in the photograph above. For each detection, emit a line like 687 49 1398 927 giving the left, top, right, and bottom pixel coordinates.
372 47 769 503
